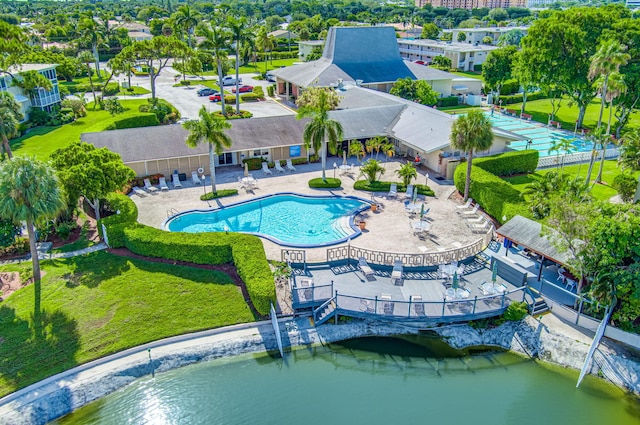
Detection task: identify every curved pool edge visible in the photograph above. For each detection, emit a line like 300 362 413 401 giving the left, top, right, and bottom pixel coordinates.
2 316 638 424
161 192 373 248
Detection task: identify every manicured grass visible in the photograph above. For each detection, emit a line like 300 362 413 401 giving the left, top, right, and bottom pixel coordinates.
503 160 638 202
450 71 485 84
10 99 152 160
440 105 482 113
508 97 640 131
200 58 298 76
118 86 150 95
0 251 254 397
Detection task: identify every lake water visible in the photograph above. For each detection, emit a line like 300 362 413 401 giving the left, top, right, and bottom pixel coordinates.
53 336 640 425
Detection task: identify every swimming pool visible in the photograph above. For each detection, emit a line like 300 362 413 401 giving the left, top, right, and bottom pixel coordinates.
164 193 371 247
485 112 594 157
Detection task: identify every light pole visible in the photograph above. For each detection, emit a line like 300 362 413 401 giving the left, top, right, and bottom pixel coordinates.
425 173 429 187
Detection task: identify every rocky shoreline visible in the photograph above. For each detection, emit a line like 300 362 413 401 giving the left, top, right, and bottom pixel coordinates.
1 314 638 425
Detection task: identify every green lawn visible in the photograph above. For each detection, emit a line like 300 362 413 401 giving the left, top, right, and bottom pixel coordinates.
508 97 640 131
450 71 485 84
199 58 298 76
503 160 637 202
0 251 254 397
10 99 152 160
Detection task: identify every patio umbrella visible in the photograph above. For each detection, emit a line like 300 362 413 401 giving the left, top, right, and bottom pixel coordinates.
452 272 459 290
343 150 347 166
420 203 425 220
412 188 418 204
244 162 249 177
491 261 498 283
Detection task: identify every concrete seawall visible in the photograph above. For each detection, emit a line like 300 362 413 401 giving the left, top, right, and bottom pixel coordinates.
1 314 638 424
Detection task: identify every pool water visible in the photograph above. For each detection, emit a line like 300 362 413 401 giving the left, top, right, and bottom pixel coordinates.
53 336 640 425
165 193 370 247
485 113 596 157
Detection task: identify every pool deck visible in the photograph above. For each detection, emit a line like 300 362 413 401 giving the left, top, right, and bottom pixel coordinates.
132 160 487 263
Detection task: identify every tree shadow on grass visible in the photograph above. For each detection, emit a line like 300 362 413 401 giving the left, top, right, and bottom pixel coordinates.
44 253 132 289
0 305 80 395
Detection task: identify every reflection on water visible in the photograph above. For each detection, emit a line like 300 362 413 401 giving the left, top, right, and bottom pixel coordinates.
53 336 640 425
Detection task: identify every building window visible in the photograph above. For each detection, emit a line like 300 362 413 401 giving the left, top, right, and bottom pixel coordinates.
218 152 233 165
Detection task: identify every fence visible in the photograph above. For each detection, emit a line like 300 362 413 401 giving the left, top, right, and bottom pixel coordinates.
291 282 333 309
537 147 619 169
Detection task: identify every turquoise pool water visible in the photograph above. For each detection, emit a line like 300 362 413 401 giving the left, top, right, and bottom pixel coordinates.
54 337 640 425
165 193 370 247
485 113 593 157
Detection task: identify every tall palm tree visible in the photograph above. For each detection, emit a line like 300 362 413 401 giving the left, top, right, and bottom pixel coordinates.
78 50 98 108
396 162 417 187
450 110 494 201
183 106 232 194
0 157 65 300
548 137 575 172
198 21 232 115
0 92 23 159
173 4 200 48
297 89 343 182
585 40 630 184
618 128 640 172
595 72 626 184
228 16 251 114
256 26 274 75
77 16 106 77
349 140 365 164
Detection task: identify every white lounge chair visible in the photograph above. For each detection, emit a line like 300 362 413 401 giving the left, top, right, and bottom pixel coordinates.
411 295 425 316
404 184 414 199
192 171 202 185
159 177 169 191
358 257 375 280
132 187 146 197
461 204 480 216
143 178 158 192
455 198 473 210
388 183 397 199
286 159 296 171
391 259 403 286
261 162 272 175
172 174 182 188
380 294 394 315
274 162 285 173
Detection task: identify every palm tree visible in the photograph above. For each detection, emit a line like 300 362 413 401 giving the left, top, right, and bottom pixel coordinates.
595 72 626 184
585 40 630 184
256 26 274 75
78 50 98 108
396 162 418 187
198 21 232 115
349 140 365 164
228 16 251 114
618 128 640 172
548 138 575 172
450 110 494 201
173 4 200 48
0 157 65 301
365 136 387 161
359 159 385 183
78 16 106 77
382 141 395 163
0 92 23 159
183 106 232 194
297 89 344 182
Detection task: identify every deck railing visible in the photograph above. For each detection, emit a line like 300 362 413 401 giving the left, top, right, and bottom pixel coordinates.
291 282 333 309
537 147 618 169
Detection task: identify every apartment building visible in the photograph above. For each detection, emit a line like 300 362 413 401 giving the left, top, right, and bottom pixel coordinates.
415 0 526 8
2 64 61 119
450 26 529 46
397 39 497 71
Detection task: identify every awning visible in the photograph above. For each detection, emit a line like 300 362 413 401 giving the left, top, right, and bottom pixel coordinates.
452 85 469 91
496 215 573 266
13 94 29 103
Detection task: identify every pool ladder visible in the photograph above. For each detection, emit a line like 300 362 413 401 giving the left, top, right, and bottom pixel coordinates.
166 208 180 217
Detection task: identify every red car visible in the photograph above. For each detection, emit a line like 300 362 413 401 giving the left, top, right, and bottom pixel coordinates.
231 85 254 93
209 93 223 102
415 60 425 65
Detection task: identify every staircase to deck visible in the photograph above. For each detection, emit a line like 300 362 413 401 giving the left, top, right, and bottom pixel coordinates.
525 286 549 316
313 297 337 326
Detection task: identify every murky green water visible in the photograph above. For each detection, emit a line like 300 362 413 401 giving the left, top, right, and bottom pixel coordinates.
54 336 640 425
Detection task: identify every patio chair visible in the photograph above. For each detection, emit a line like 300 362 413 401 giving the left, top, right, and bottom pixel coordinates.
286 159 296 172
388 183 397 199
565 279 576 292
411 295 425 316
557 267 566 283
238 176 246 189
461 204 480 216
358 257 375 280
404 184 414 200
143 178 159 193
192 171 202 185
159 177 170 191
132 187 146 197
360 298 375 313
261 162 272 175
172 174 182 188
391 259 403 286
380 294 394 315
274 162 285 173
455 198 473 210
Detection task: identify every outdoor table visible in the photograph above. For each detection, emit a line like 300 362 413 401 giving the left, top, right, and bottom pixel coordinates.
338 164 352 174
241 176 257 186
441 264 458 278
411 220 430 234
405 203 423 214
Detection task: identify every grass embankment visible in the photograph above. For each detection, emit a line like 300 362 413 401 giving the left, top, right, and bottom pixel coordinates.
503 160 637 202
60 73 151 96
199 58 298 76
10 99 153 160
0 251 254 397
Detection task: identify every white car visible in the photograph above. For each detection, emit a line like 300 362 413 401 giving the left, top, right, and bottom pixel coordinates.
221 76 242 86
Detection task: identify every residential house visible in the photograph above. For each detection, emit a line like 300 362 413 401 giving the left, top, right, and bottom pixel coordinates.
397 39 497 71
415 0 526 9
298 40 325 61
2 64 61 119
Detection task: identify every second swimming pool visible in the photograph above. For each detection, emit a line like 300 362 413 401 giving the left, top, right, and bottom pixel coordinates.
164 193 371 247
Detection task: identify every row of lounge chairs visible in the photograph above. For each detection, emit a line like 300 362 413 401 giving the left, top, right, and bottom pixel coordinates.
358 256 404 286
262 160 296 175
456 198 493 234
132 172 199 197
387 183 414 200
359 294 425 316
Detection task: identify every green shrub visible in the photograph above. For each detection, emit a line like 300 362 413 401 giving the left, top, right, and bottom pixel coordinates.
253 86 265 99
267 85 275 97
214 110 253 120
98 193 139 242
353 181 435 197
500 79 520 96
106 113 159 130
224 95 236 104
473 64 482 72
308 178 342 188
437 96 459 108
55 220 75 240
503 301 529 321
200 189 238 200
613 173 637 203
291 158 307 165
500 91 545 105
473 150 539 177
102 82 120 96
241 93 260 101
179 80 191 86
242 157 266 170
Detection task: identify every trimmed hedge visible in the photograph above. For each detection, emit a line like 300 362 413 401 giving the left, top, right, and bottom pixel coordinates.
308 178 341 188
66 82 119 96
499 91 546 105
437 96 459 108
242 157 265 170
104 113 160 130
100 193 275 316
354 181 435 197
240 93 260 101
473 150 539 177
200 189 238 200
253 86 265 99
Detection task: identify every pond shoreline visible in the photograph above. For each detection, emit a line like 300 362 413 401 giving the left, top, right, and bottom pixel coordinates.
1 314 638 425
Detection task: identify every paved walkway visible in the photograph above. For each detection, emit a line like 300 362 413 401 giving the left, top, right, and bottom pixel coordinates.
0 243 108 266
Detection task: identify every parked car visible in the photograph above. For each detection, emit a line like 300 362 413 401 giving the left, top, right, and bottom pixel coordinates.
197 88 217 96
415 60 425 65
221 76 242 86
209 93 223 102
265 72 276 82
231 85 254 93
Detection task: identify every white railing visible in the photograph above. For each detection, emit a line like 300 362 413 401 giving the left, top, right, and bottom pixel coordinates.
537 147 619 169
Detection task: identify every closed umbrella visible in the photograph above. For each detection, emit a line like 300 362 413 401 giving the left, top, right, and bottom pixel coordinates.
420 203 425 220
244 162 249 177
412 188 418 204
342 150 347 166
492 261 499 292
